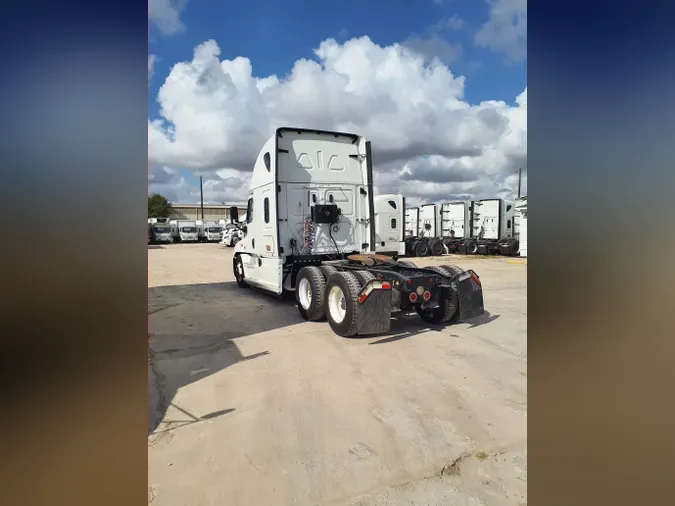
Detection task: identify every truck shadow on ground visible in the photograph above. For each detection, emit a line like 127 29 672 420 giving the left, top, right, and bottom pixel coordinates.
149 282 301 435
368 310 500 345
149 281 500 433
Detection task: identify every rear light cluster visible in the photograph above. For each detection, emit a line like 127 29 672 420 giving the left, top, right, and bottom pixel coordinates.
358 281 391 304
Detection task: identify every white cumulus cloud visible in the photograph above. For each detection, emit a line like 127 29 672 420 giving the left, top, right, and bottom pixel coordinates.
149 0 189 36
149 36 526 205
475 0 527 62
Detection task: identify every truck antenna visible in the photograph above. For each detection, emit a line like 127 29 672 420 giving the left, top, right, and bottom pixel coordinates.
517 168 522 199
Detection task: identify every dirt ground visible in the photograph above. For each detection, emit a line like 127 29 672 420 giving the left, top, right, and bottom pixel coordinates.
149 243 527 506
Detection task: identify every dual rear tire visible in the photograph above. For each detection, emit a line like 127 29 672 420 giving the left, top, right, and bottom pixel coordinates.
295 267 376 337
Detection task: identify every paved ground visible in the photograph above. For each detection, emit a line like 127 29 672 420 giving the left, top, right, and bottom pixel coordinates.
149 244 527 506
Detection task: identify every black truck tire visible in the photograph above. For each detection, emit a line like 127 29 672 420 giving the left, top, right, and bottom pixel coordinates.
443 238 458 253
413 240 429 257
397 260 417 268
465 240 478 255
440 264 464 277
319 265 339 280
324 272 362 337
296 266 327 322
353 270 376 287
429 238 444 256
233 255 248 288
415 286 459 323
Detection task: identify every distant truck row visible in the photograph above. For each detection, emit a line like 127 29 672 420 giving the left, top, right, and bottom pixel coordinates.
148 218 225 244
373 195 525 258
148 195 525 259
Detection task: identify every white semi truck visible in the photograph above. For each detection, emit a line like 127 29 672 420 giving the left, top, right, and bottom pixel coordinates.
169 220 199 242
196 220 223 242
230 127 485 337
403 199 518 257
374 194 406 257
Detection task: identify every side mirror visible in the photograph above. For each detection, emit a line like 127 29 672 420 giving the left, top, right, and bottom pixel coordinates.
229 206 239 223
241 223 247 234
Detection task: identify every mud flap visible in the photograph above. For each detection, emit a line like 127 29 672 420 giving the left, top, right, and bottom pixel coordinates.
457 271 485 320
356 289 392 335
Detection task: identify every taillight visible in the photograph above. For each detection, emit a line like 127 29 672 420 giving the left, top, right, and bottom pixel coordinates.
423 291 431 301
470 272 481 286
409 292 418 302
358 280 393 304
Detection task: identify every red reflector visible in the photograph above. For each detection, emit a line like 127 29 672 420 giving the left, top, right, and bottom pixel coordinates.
409 292 418 302
429 278 433 283
423 291 431 301
358 294 367 304
381 282 391 289
407 279 412 284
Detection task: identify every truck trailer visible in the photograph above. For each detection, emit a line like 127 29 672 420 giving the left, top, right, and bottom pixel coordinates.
374 194 406 257
169 220 199 242
231 127 485 337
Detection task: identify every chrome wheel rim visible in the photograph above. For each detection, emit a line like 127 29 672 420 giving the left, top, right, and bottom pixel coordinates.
328 285 346 324
298 278 312 310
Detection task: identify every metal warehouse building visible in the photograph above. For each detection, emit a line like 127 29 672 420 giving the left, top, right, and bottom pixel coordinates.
169 203 247 222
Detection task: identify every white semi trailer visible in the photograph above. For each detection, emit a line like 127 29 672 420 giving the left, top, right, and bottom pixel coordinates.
169 220 199 242
230 127 485 337
374 194 406 257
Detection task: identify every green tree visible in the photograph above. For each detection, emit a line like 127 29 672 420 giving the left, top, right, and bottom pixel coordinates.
148 193 172 218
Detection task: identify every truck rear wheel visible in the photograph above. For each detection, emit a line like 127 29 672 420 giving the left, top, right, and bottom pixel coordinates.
415 265 459 323
319 265 338 280
465 240 478 255
353 270 376 287
415 288 459 324
233 255 248 288
429 238 444 256
413 240 429 257
296 266 327 321
325 272 361 337
397 260 417 268
440 264 464 277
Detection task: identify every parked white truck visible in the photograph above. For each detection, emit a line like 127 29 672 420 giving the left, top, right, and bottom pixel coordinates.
221 223 244 246
148 218 172 243
374 194 406 257
196 220 223 242
403 199 518 257
230 127 485 337
169 220 199 242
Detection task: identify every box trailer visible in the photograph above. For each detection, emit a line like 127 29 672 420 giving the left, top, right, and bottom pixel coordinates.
374 194 406 257
230 127 485 337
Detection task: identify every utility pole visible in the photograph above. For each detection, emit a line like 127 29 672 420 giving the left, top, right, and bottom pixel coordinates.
517 168 522 199
200 176 204 219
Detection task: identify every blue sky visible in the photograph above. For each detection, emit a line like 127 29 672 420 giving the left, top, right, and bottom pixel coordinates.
149 0 527 205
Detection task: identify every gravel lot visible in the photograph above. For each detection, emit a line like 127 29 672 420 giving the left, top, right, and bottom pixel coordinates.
149 243 527 506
